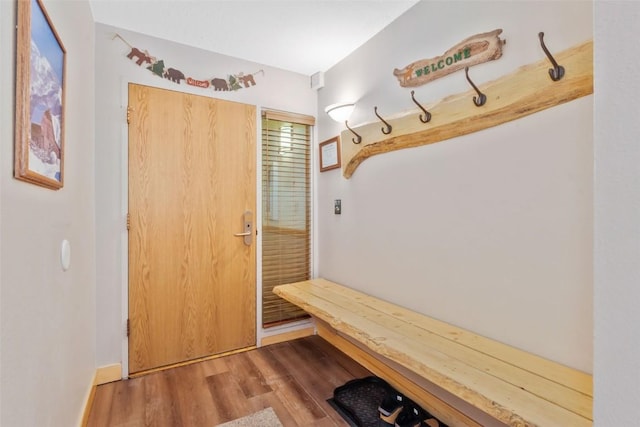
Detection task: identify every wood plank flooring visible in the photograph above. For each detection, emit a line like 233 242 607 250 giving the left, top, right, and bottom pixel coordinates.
87 335 372 426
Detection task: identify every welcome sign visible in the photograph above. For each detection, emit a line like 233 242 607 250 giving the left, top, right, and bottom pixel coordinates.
393 29 506 87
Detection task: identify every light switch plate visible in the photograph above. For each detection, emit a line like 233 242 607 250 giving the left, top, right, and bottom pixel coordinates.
334 199 341 214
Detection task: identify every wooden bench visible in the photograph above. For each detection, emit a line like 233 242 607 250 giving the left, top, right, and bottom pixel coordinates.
274 278 593 427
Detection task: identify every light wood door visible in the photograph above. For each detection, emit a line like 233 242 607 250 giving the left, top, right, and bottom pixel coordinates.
128 84 256 374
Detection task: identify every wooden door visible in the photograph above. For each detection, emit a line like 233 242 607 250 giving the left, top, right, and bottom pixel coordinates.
128 84 256 374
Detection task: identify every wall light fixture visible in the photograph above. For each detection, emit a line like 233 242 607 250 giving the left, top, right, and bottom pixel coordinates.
325 102 355 122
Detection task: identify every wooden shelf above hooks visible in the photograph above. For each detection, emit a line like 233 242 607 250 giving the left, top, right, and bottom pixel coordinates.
340 39 593 179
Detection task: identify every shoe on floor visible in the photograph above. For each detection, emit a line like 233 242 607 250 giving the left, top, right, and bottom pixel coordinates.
378 390 406 425
394 403 429 427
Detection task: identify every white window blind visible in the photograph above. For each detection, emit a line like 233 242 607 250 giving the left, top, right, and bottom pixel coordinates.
261 110 315 327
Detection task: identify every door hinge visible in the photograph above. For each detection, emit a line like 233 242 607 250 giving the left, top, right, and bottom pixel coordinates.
126 319 130 337
126 106 133 124
126 213 130 230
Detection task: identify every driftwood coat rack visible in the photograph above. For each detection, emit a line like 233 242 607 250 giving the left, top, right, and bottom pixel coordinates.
339 38 593 179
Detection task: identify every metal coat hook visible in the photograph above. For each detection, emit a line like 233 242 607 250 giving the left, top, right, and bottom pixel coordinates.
538 32 565 81
345 120 362 144
374 106 392 135
411 90 431 123
464 66 487 107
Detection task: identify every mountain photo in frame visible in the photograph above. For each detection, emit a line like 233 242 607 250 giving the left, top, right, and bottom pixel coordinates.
15 0 66 189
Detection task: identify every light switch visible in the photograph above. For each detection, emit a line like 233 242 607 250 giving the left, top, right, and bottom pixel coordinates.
61 239 71 271
334 199 341 215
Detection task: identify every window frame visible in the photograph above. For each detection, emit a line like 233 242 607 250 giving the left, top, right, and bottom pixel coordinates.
260 109 315 328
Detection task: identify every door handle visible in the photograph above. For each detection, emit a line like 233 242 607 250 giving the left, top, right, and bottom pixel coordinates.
234 210 253 246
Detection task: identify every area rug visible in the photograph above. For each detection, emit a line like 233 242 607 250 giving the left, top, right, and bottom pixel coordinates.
217 407 283 427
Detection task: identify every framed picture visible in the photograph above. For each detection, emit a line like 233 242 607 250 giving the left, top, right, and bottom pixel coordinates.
15 0 66 190
319 136 341 172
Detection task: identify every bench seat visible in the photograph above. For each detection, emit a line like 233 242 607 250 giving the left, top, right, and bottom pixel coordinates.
273 278 592 427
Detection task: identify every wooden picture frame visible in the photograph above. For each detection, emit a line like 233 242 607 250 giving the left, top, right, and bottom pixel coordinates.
319 136 341 172
15 0 66 190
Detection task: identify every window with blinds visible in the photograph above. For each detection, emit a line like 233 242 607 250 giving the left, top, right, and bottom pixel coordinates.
261 110 315 327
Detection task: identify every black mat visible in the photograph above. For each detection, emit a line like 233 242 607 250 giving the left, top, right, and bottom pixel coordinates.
327 398 359 427
328 376 449 427
328 376 395 427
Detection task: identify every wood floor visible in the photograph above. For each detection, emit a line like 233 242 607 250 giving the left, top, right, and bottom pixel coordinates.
87 335 372 426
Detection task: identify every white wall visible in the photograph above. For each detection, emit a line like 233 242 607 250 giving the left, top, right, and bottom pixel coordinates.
318 1 593 372
94 24 317 368
0 0 96 425
1 2 637 425
594 1 640 425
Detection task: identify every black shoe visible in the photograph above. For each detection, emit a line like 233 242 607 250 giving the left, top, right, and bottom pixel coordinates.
394 403 429 427
378 391 406 425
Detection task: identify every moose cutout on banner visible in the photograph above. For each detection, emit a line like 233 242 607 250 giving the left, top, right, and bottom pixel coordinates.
113 34 264 92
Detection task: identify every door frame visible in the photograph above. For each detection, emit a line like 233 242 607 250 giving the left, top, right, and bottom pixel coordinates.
118 81 314 378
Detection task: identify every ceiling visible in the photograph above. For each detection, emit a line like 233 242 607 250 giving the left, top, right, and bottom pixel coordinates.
89 0 419 76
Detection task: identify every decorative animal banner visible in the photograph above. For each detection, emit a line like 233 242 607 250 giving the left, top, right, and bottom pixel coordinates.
393 29 505 87
113 34 264 92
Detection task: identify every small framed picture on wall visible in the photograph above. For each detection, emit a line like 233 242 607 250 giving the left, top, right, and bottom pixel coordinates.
319 136 341 172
